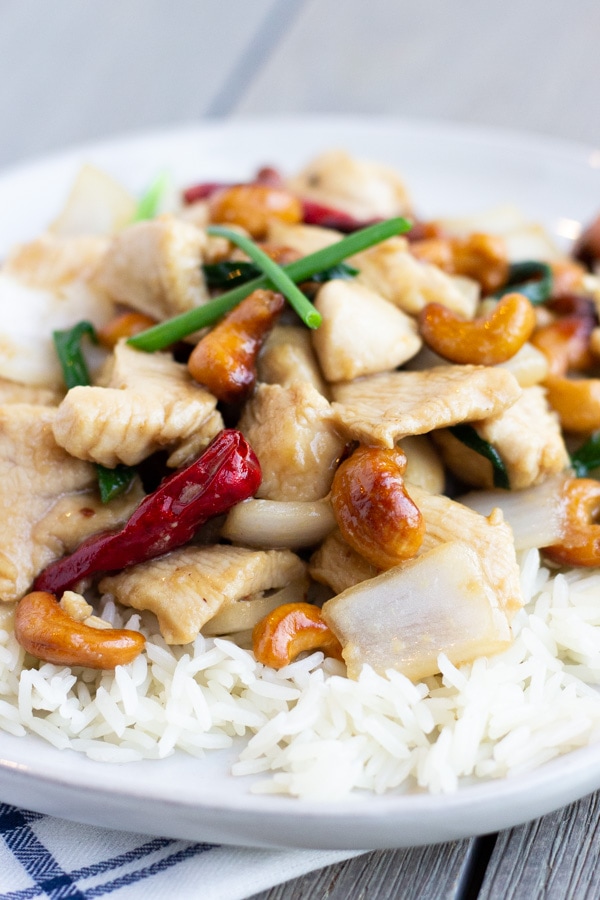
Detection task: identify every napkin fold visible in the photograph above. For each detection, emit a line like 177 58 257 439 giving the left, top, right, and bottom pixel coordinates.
0 803 361 900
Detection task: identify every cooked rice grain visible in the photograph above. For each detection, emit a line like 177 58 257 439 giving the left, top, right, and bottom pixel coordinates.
2 550 600 796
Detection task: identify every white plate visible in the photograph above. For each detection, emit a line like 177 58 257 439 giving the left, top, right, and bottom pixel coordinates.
1 116 600 850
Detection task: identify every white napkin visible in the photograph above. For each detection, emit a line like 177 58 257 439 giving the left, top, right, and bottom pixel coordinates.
0 802 362 899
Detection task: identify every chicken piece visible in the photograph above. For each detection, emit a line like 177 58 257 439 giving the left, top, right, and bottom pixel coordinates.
353 237 479 318
287 150 411 220
401 435 445 494
0 272 115 388
99 545 306 644
322 540 512 681
239 381 345 501
436 204 563 263
93 215 210 320
496 342 549 387
432 386 569 491
0 377 62 406
408 484 523 617
405 339 549 389
331 366 521 448
258 325 328 395
177 199 210 230
311 280 422 382
266 221 342 257
309 530 378 595
5 234 109 289
52 342 218 467
166 409 224 468
35 479 145 558
0 404 141 602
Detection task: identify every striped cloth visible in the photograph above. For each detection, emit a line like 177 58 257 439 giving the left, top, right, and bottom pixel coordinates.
0 804 359 900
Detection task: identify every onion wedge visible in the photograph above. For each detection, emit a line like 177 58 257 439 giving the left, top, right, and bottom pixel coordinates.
221 498 336 549
322 541 512 681
458 473 568 550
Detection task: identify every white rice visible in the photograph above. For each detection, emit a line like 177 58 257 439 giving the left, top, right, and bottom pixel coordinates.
2 548 600 798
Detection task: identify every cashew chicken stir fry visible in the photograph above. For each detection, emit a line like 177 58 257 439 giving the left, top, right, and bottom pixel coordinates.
3 150 600 683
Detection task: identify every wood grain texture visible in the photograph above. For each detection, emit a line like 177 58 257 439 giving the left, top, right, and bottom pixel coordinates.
0 2 599 898
249 841 476 900
479 791 600 900
237 0 600 146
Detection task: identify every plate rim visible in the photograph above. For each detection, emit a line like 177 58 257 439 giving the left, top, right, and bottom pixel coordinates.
1 114 600 848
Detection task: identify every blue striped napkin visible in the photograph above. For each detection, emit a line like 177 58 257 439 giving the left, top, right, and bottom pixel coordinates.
0 803 359 899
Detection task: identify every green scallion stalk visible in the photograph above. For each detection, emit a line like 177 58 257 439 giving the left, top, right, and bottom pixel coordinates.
128 216 411 352
53 322 136 503
202 259 357 290
570 431 600 478
449 424 510 490
493 260 553 306
53 321 96 389
133 171 171 222
206 224 322 328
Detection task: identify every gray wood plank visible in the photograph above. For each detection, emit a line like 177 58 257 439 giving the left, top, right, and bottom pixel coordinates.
479 792 600 900
0 0 277 169
236 0 600 146
250 840 477 900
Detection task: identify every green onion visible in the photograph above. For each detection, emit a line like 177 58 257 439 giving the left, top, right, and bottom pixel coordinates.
449 424 510 490
133 171 171 222
202 259 358 291
493 261 553 306
128 217 411 352
206 224 322 328
96 464 137 503
53 322 136 503
306 262 359 283
203 261 260 289
570 431 600 478
53 321 97 390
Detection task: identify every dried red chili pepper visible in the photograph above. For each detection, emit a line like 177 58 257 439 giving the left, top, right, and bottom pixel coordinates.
34 430 261 595
183 181 227 204
182 168 284 206
301 199 380 233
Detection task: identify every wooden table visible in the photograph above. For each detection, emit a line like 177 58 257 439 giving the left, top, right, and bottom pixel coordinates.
1 2 600 897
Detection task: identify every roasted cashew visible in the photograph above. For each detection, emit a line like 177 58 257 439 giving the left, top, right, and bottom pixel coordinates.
15 591 145 669
252 602 343 669
549 259 587 296
188 289 284 403
208 184 302 239
410 232 509 294
331 446 425 569
544 375 600 433
97 312 157 349
544 478 600 567
418 292 536 365
530 316 595 376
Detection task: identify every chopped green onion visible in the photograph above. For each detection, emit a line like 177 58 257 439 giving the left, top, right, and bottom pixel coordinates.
202 259 358 290
128 216 411 351
53 321 97 390
96 463 137 503
133 171 171 222
449 424 510 490
206 224 321 328
53 322 136 503
493 260 553 306
306 261 359 283
203 261 260 289
570 431 600 478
